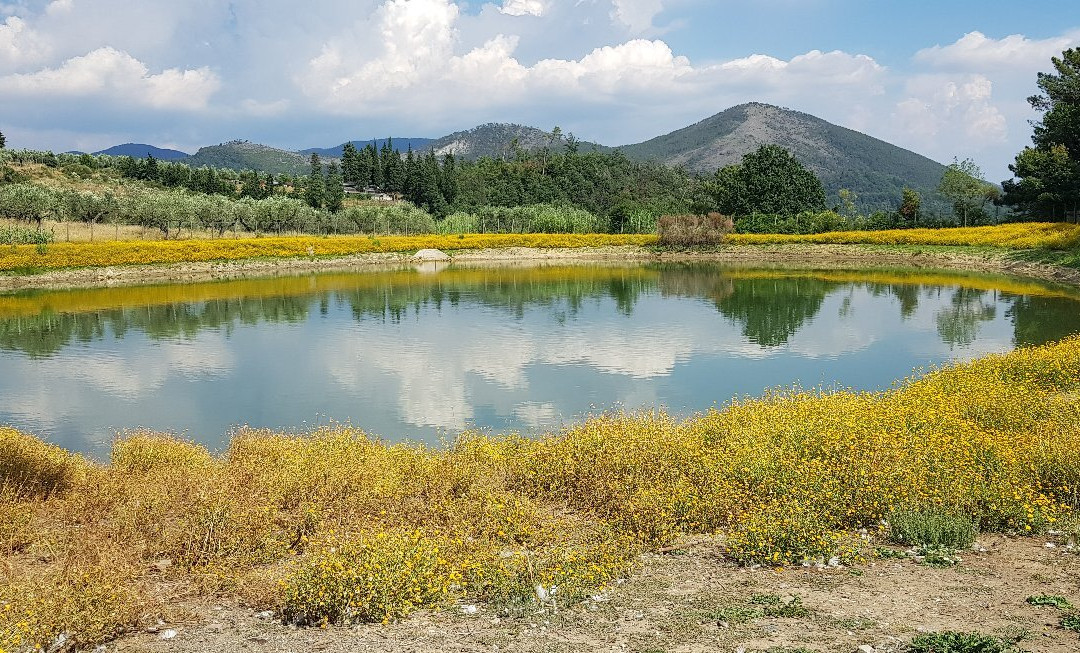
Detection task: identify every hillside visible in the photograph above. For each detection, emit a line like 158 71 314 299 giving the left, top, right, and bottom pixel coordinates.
619 103 948 210
430 123 600 159
182 140 310 176
94 143 189 160
301 138 435 159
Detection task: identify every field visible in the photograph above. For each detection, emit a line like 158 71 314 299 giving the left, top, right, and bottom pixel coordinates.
1 222 1078 275
3 336 1080 651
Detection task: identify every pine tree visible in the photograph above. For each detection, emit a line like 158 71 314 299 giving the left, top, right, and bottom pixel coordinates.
0 130 6 149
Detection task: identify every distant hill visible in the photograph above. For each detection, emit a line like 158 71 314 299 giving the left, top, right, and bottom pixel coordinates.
301 138 435 159
93 143 189 160
430 123 601 159
182 140 310 176
618 103 948 210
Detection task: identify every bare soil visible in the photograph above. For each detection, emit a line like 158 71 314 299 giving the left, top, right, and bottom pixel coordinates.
110 535 1080 653
2 243 1079 292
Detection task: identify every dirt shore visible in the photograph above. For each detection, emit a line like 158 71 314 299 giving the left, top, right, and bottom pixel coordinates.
110 534 1080 653
1 243 1079 292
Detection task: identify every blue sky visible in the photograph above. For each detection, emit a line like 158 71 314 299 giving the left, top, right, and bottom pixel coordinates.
1 0 1077 182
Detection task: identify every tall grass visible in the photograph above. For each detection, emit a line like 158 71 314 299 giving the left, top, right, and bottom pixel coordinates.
2 336 1079 648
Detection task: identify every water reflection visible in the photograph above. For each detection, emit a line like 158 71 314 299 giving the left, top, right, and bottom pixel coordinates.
1 263 1078 455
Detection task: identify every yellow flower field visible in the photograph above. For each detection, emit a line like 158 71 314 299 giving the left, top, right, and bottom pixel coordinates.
3 336 1079 650
0 233 655 272
0 222 1078 274
726 221 1080 249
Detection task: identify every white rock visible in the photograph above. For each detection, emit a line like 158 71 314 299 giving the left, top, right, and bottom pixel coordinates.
256 610 275 620
160 629 177 640
461 604 479 615
413 249 450 261
857 645 875 653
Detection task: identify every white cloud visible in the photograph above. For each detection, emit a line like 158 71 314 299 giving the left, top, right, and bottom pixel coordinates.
301 0 879 116
0 46 220 110
712 49 884 90
0 16 51 71
610 0 665 33
915 30 1080 71
499 0 546 17
890 73 1007 149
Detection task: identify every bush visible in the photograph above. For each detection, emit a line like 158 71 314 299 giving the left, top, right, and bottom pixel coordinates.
887 507 977 549
657 212 734 246
437 204 605 234
908 631 1016 653
0 224 53 246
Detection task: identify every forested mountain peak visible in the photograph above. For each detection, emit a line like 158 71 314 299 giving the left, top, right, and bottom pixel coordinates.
182 141 311 176
619 102 948 209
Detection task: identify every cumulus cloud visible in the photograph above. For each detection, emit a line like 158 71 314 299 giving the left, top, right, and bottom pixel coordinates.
0 46 220 110
915 30 1080 71
891 73 1008 149
0 15 51 71
499 0 546 17
300 0 880 116
711 49 884 91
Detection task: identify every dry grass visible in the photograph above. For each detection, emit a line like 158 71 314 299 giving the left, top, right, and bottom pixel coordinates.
2 337 1079 650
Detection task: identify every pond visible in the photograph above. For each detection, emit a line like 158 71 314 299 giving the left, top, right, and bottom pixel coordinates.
2 262 1079 456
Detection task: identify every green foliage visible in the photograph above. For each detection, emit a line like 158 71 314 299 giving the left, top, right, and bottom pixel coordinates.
183 140 309 176
704 145 827 216
939 158 1000 227
338 203 437 235
437 204 606 234
1026 594 1072 609
1061 613 1080 632
0 224 54 246
1003 48 1080 221
0 129 6 150
886 507 977 549
900 187 922 225
908 631 1017 653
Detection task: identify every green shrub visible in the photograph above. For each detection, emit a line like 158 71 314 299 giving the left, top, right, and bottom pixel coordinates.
908 631 1015 653
887 508 977 549
1026 594 1072 609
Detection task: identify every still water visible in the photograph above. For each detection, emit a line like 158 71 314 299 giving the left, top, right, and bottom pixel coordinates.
2 262 1079 456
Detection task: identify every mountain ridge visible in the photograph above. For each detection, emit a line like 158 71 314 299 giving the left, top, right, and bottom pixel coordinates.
78 103 948 207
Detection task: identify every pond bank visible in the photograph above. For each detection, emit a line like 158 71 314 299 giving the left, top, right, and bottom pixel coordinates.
1 242 1078 291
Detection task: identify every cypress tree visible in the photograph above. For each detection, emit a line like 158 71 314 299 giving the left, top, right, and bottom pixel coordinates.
305 153 325 209
325 161 345 212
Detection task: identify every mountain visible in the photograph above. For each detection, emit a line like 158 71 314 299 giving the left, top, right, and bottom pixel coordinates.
93 143 189 160
182 140 310 176
301 138 435 159
429 123 600 159
618 103 948 210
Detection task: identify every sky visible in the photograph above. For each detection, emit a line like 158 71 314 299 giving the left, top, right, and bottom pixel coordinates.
1 0 1078 182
